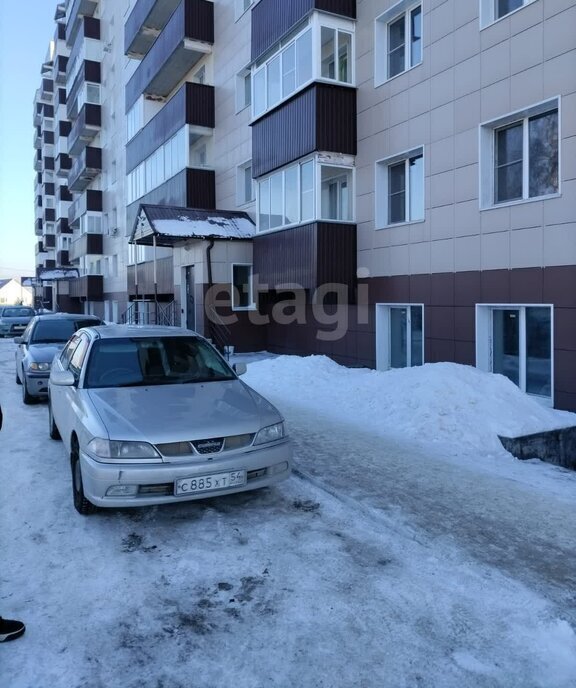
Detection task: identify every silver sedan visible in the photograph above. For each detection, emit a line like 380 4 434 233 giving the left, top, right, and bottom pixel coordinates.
48 325 292 515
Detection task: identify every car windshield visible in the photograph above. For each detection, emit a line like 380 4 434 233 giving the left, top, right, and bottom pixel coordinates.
31 319 102 344
3 308 34 318
84 336 237 388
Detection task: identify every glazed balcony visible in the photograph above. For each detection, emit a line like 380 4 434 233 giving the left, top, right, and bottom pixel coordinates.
251 0 356 62
40 77 54 100
68 103 101 156
125 0 181 58
69 233 103 261
125 0 214 112
68 275 103 301
66 0 98 46
68 146 102 192
67 60 101 120
251 83 357 177
68 189 102 227
126 81 214 173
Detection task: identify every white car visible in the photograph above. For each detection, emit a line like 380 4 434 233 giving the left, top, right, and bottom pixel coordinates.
48 325 292 515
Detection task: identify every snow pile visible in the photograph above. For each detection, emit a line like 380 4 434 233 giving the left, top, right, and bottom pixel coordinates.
244 356 576 455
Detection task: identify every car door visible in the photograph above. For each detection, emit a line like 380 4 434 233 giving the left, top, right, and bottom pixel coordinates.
50 334 83 444
57 333 93 448
15 320 34 378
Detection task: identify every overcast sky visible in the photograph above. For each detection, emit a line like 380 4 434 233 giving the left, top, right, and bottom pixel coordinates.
0 1 60 279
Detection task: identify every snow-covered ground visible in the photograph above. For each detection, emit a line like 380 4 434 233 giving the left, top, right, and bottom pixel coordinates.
1 340 575 687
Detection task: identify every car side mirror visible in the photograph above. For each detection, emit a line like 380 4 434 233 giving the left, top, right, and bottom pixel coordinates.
50 369 76 387
13 337 23 344
233 362 247 376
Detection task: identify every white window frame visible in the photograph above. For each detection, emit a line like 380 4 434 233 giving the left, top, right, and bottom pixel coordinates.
375 146 425 229
236 66 252 113
476 304 554 406
376 303 425 371
375 1 423 87
256 154 355 233
231 264 255 310
251 13 355 120
480 0 539 30
237 159 255 206
479 97 561 210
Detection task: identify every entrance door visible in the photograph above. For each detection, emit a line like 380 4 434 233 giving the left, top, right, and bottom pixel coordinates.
376 304 424 371
185 266 196 331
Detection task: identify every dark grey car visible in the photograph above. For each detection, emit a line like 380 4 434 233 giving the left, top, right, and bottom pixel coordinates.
15 314 103 403
0 306 36 338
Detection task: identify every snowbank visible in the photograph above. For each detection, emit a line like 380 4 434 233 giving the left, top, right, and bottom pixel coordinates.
244 356 576 455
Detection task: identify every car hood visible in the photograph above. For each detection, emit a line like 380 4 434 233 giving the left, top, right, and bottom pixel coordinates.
86 380 282 444
27 343 66 363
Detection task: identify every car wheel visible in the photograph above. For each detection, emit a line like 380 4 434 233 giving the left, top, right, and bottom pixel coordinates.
48 400 61 440
71 441 96 515
21 373 34 405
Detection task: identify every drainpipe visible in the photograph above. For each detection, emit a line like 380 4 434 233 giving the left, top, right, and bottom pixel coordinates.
206 238 215 341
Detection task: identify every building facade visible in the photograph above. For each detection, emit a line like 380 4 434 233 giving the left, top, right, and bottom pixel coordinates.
34 0 576 412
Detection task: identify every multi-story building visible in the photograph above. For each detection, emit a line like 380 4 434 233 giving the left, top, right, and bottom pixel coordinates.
34 0 576 412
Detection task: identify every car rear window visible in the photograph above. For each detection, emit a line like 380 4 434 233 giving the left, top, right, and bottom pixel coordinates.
30 319 102 344
3 308 35 317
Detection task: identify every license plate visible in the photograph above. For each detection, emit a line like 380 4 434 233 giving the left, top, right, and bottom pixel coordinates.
13 326 25 331
175 470 246 496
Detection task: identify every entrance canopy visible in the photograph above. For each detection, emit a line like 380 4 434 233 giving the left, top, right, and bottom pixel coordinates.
36 268 80 282
131 204 256 247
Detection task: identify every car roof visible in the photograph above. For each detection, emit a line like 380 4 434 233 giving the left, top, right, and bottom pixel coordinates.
84 324 200 339
32 313 102 321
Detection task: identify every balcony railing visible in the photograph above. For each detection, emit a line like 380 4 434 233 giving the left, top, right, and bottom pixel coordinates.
125 0 181 58
125 0 214 112
66 0 98 46
127 257 174 297
68 274 103 301
68 103 101 156
126 81 214 173
69 233 103 261
68 189 102 227
68 146 102 192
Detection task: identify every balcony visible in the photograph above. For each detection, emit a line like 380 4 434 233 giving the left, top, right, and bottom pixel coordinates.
34 150 43 172
68 275 103 301
125 0 181 58
34 102 43 126
57 218 73 234
126 81 214 172
68 189 102 227
44 182 56 197
44 156 55 172
56 153 73 177
125 0 214 112
67 17 100 82
253 222 357 293
66 0 98 46
36 241 46 255
57 250 70 266
67 60 101 120
44 235 56 250
44 208 56 223
68 146 102 192
69 233 103 261
34 127 42 149
251 0 356 62
54 55 69 84
35 219 43 237
127 257 174 297
58 185 73 202
40 77 54 100
251 83 357 177
68 103 101 156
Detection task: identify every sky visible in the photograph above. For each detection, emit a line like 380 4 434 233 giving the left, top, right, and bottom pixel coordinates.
1 347 576 686
0 1 60 279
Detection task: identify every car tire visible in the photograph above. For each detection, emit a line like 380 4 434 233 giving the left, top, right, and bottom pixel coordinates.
48 400 61 441
21 373 34 405
71 441 96 515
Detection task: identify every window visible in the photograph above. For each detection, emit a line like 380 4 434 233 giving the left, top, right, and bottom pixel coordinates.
257 157 354 231
235 0 253 19
232 264 254 310
476 305 552 403
252 15 354 119
237 161 255 205
376 148 424 227
375 2 422 85
480 0 538 26
376 304 424 371
236 67 251 111
480 100 559 208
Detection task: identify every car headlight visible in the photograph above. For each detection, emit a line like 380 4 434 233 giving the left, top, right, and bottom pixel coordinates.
253 422 286 446
86 438 162 462
28 361 51 372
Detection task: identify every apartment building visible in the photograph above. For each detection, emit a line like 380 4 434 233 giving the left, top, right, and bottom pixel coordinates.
33 0 576 412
